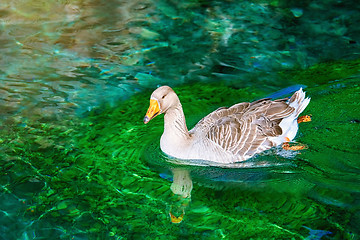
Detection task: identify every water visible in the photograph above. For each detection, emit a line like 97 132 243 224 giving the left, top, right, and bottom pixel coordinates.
1 0 360 239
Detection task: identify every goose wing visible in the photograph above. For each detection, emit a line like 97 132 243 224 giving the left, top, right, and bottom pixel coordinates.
190 98 295 158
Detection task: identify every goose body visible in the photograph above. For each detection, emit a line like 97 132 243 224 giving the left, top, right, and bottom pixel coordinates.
144 86 310 163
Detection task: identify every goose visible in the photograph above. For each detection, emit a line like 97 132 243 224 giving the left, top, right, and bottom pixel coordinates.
143 86 310 163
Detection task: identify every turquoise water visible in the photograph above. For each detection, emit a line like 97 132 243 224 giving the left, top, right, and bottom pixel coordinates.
1 0 360 239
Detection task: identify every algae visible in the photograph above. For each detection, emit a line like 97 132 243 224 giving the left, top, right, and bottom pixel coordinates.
1 67 360 238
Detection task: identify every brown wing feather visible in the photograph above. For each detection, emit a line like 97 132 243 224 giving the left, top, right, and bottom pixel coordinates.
191 97 296 159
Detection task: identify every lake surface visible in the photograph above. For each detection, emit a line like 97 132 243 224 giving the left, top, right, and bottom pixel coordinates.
1 0 359 239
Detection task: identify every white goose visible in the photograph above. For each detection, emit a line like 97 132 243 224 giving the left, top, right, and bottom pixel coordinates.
144 86 310 163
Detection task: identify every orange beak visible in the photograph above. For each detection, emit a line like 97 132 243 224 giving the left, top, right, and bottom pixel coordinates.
144 99 160 124
169 211 184 224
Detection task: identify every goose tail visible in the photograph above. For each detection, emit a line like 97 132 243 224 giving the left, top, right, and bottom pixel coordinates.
288 88 311 117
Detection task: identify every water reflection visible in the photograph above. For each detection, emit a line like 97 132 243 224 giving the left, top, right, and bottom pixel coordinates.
144 141 313 223
1 0 359 124
170 168 193 198
0 0 156 122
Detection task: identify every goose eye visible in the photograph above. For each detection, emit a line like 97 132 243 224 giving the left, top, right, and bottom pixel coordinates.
162 95 166 99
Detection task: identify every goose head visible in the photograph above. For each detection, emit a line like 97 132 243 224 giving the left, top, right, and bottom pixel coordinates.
143 86 179 124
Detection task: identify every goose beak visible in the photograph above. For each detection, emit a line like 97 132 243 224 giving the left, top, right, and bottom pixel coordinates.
144 99 160 124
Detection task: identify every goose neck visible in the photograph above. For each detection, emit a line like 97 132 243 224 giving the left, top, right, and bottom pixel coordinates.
163 104 189 139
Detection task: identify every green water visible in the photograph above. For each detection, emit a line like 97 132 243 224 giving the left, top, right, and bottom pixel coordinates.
1 0 360 239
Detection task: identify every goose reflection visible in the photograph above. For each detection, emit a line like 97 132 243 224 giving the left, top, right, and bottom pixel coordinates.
146 146 304 224
168 168 192 223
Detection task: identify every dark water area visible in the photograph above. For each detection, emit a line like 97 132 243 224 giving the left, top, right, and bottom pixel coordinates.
0 0 360 239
